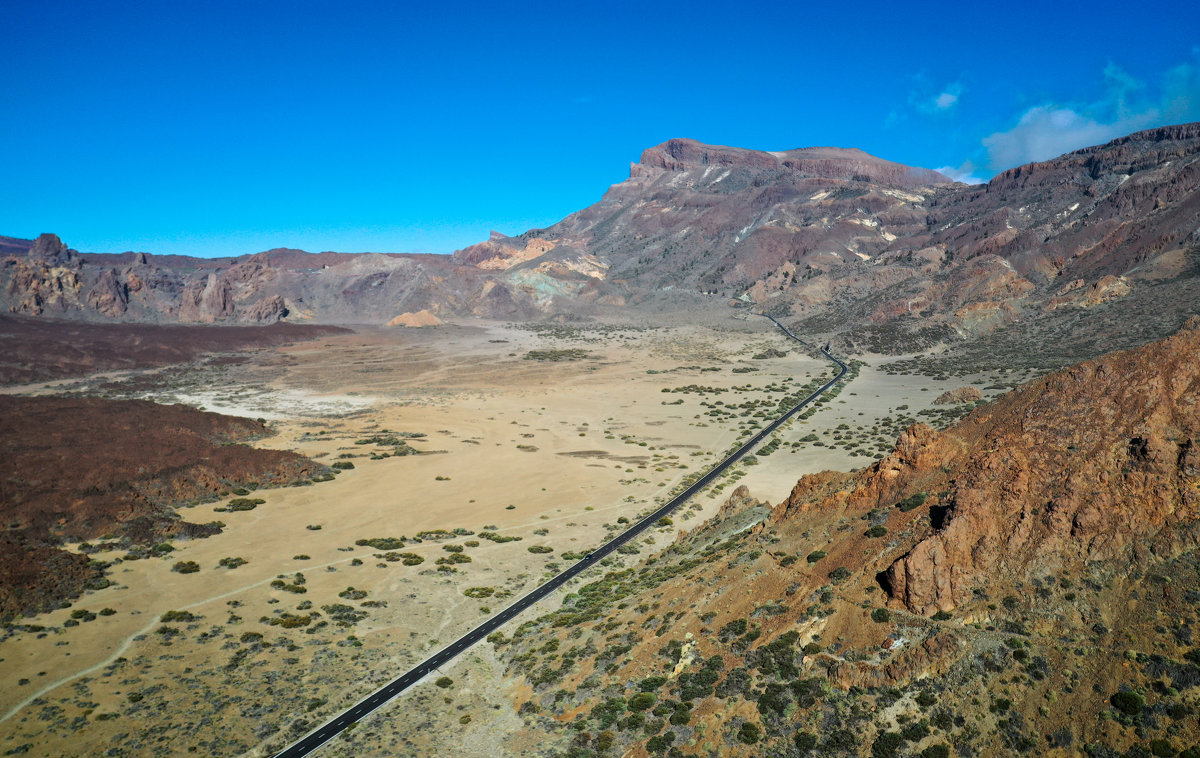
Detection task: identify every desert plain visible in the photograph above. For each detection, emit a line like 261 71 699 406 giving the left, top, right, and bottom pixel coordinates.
0 313 1018 756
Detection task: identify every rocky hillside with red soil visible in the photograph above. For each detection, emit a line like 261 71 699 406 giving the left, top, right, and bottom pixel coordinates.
490 322 1200 757
0 396 329 619
772 318 1200 616
0 314 349 385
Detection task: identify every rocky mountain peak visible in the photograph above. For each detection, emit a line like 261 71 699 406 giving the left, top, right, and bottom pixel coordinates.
27 232 76 264
638 138 951 186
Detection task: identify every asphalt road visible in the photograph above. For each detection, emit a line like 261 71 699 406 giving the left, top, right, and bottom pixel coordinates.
273 316 846 757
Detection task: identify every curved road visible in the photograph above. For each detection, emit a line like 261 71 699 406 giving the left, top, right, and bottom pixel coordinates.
274 316 846 757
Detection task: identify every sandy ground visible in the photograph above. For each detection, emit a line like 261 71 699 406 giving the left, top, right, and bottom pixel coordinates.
0 316 1017 756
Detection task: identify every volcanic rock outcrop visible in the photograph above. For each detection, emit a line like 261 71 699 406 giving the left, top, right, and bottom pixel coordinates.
773 322 1200 616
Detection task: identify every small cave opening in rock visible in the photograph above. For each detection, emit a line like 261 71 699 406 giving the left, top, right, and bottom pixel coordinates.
930 504 952 531
875 569 894 597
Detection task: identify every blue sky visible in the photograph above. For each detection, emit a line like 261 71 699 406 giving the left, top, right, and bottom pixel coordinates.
2 0 1198 257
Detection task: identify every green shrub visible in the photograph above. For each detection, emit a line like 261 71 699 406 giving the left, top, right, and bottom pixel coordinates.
227 498 265 511
321 603 367 623
921 746 951 758
737 722 762 744
795 731 818 752
264 613 311 628
865 525 888 539
871 731 903 758
871 608 891 623
931 610 952 621
160 610 198 623
829 567 851 583
332 461 355 470
646 732 675 753
1110 690 1144 716
355 537 405 550
1148 740 1175 758
435 676 453 688
669 704 691 726
478 531 522 543
464 587 495 598
806 550 827 563
172 561 200 574
218 556 247 569
825 729 858 750
718 618 748 641
629 692 656 711
527 545 554 554
897 493 927 512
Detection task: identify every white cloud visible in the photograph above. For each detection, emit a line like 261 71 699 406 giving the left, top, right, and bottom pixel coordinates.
982 106 1136 169
934 163 984 185
912 81 963 114
934 91 959 110
982 55 1200 171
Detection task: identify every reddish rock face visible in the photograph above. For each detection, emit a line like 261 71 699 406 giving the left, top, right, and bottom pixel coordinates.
87 268 129 316
773 324 1200 616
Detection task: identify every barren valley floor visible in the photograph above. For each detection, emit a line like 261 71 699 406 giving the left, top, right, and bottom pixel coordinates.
0 318 1018 757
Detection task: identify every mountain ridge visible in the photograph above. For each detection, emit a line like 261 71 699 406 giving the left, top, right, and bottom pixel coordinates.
3 124 1197 356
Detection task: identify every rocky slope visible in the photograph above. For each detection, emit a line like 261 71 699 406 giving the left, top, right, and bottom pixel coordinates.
774 320 1200 616
0 396 331 619
488 321 1200 757
5 123 1197 344
0 234 548 324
